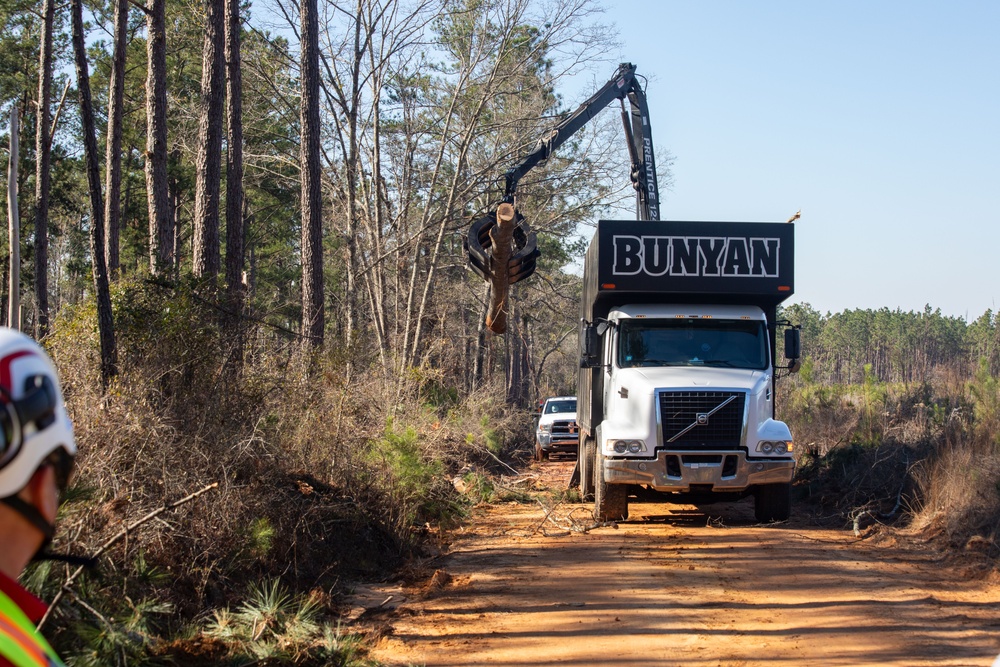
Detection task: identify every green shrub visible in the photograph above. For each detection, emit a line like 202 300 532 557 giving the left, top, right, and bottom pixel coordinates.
969 358 1000 443
368 420 464 529
203 580 381 665
460 471 496 504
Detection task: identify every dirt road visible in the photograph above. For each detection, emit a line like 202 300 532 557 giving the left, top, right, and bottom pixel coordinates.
361 460 1000 667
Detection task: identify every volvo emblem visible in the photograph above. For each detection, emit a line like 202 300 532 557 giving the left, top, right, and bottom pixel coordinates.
696 413 709 425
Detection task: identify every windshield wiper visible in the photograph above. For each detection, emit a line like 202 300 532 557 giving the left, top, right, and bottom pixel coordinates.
702 359 738 367
638 359 686 366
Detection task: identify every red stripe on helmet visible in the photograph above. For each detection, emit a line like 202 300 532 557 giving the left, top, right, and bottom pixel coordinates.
0 350 35 397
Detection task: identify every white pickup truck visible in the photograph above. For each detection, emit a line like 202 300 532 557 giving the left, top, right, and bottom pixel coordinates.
535 396 578 461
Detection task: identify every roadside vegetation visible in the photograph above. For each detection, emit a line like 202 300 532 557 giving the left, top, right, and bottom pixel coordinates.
39 280 533 665
27 289 1000 664
780 303 1000 555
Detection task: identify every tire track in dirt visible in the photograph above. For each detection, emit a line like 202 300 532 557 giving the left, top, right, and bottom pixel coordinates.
360 460 1000 667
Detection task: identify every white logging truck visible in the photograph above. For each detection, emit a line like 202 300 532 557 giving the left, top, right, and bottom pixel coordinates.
574 220 801 522
465 63 802 522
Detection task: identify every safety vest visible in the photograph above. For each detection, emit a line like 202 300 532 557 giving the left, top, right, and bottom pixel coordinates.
0 589 64 667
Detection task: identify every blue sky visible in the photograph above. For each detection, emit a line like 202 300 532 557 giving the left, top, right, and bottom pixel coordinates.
590 0 999 320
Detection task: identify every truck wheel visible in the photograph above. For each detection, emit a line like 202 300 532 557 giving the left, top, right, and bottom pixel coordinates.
580 437 596 501
594 452 628 522
754 483 792 523
534 441 548 462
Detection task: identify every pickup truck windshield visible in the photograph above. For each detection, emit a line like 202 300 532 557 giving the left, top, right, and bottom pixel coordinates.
618 318 768 370
545 400 577 414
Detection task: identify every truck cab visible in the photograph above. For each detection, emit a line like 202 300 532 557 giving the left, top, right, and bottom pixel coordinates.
577 220 800 523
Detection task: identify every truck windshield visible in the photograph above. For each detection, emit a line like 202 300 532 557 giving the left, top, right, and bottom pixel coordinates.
617 318 768 370
545 400 577 414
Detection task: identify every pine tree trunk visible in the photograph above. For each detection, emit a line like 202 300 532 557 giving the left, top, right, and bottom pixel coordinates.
145 0 172 275
103 0 127 279
505 296 530 408
299 0 324 345
473 282 490 388
192 0 225 280
342 0 366 355
33 0 53 338
223 0 245 359
6 109 19 331
72 0 117 386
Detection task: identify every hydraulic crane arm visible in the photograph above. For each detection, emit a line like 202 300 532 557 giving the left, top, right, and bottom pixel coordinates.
502 62 661 220
466 62 661 334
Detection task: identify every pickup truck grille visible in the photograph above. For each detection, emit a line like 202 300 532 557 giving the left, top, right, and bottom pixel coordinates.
550 420 579 442
658 391 745 450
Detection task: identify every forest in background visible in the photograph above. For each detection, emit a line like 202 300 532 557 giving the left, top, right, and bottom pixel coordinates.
2 0 625 401
3 0 1000 663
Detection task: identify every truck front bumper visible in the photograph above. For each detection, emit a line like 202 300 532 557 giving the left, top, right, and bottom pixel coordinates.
603 450 793 493
538 434 578 454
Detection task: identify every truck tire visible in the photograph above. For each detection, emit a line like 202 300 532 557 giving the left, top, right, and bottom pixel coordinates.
754 483 791 523
594 452 628 522
534 441 548 462
580 437 596 501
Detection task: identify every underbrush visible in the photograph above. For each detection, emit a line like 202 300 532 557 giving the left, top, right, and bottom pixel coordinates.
35 278 531 665
908 360 1000 555
781 361 1000 555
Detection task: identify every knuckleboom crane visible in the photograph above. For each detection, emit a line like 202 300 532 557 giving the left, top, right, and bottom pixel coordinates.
466 63 661 333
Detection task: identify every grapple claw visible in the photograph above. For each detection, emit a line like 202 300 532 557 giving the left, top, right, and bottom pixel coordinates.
465 205 540 333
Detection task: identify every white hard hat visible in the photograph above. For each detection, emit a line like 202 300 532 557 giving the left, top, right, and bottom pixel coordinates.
0 328 76 499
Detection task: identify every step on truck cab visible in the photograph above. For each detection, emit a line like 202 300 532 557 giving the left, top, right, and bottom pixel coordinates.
577 219 801 523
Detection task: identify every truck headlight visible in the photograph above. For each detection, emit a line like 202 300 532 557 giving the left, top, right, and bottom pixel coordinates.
539 424 551 433
756 440 793 454
610 440 645 454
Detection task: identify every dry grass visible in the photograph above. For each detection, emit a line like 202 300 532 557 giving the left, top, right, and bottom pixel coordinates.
781 362 1000 555
908 363 1000 554
38 280 530 662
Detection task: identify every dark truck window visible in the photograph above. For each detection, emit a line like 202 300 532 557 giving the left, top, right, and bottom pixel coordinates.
618 318 768 370
546 400 577 414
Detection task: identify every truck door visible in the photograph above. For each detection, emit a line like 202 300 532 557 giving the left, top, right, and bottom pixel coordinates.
603 323 616 421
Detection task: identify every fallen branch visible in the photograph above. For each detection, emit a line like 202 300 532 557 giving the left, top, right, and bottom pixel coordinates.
850 452 911 537
529 498 563 537
39 481 219 629
468 442 519 476
851 507 872 537
531 498 617 535
879 452 911 521
504 474 537 486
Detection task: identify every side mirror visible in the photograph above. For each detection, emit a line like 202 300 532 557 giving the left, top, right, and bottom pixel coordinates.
784 328 801 373
580 323 603 368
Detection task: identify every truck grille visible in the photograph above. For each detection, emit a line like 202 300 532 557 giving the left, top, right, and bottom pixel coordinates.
658 391 745 450
550 420 579 441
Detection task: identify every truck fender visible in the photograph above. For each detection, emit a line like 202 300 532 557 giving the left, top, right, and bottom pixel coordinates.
755 418 793 443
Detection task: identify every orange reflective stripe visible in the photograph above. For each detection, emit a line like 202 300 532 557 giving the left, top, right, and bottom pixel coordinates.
0 615 48 666
0 589 61 667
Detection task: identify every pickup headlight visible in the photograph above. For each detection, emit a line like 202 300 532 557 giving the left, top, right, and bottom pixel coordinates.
538 423 551 433
756 440 793 455
610 439 645 454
